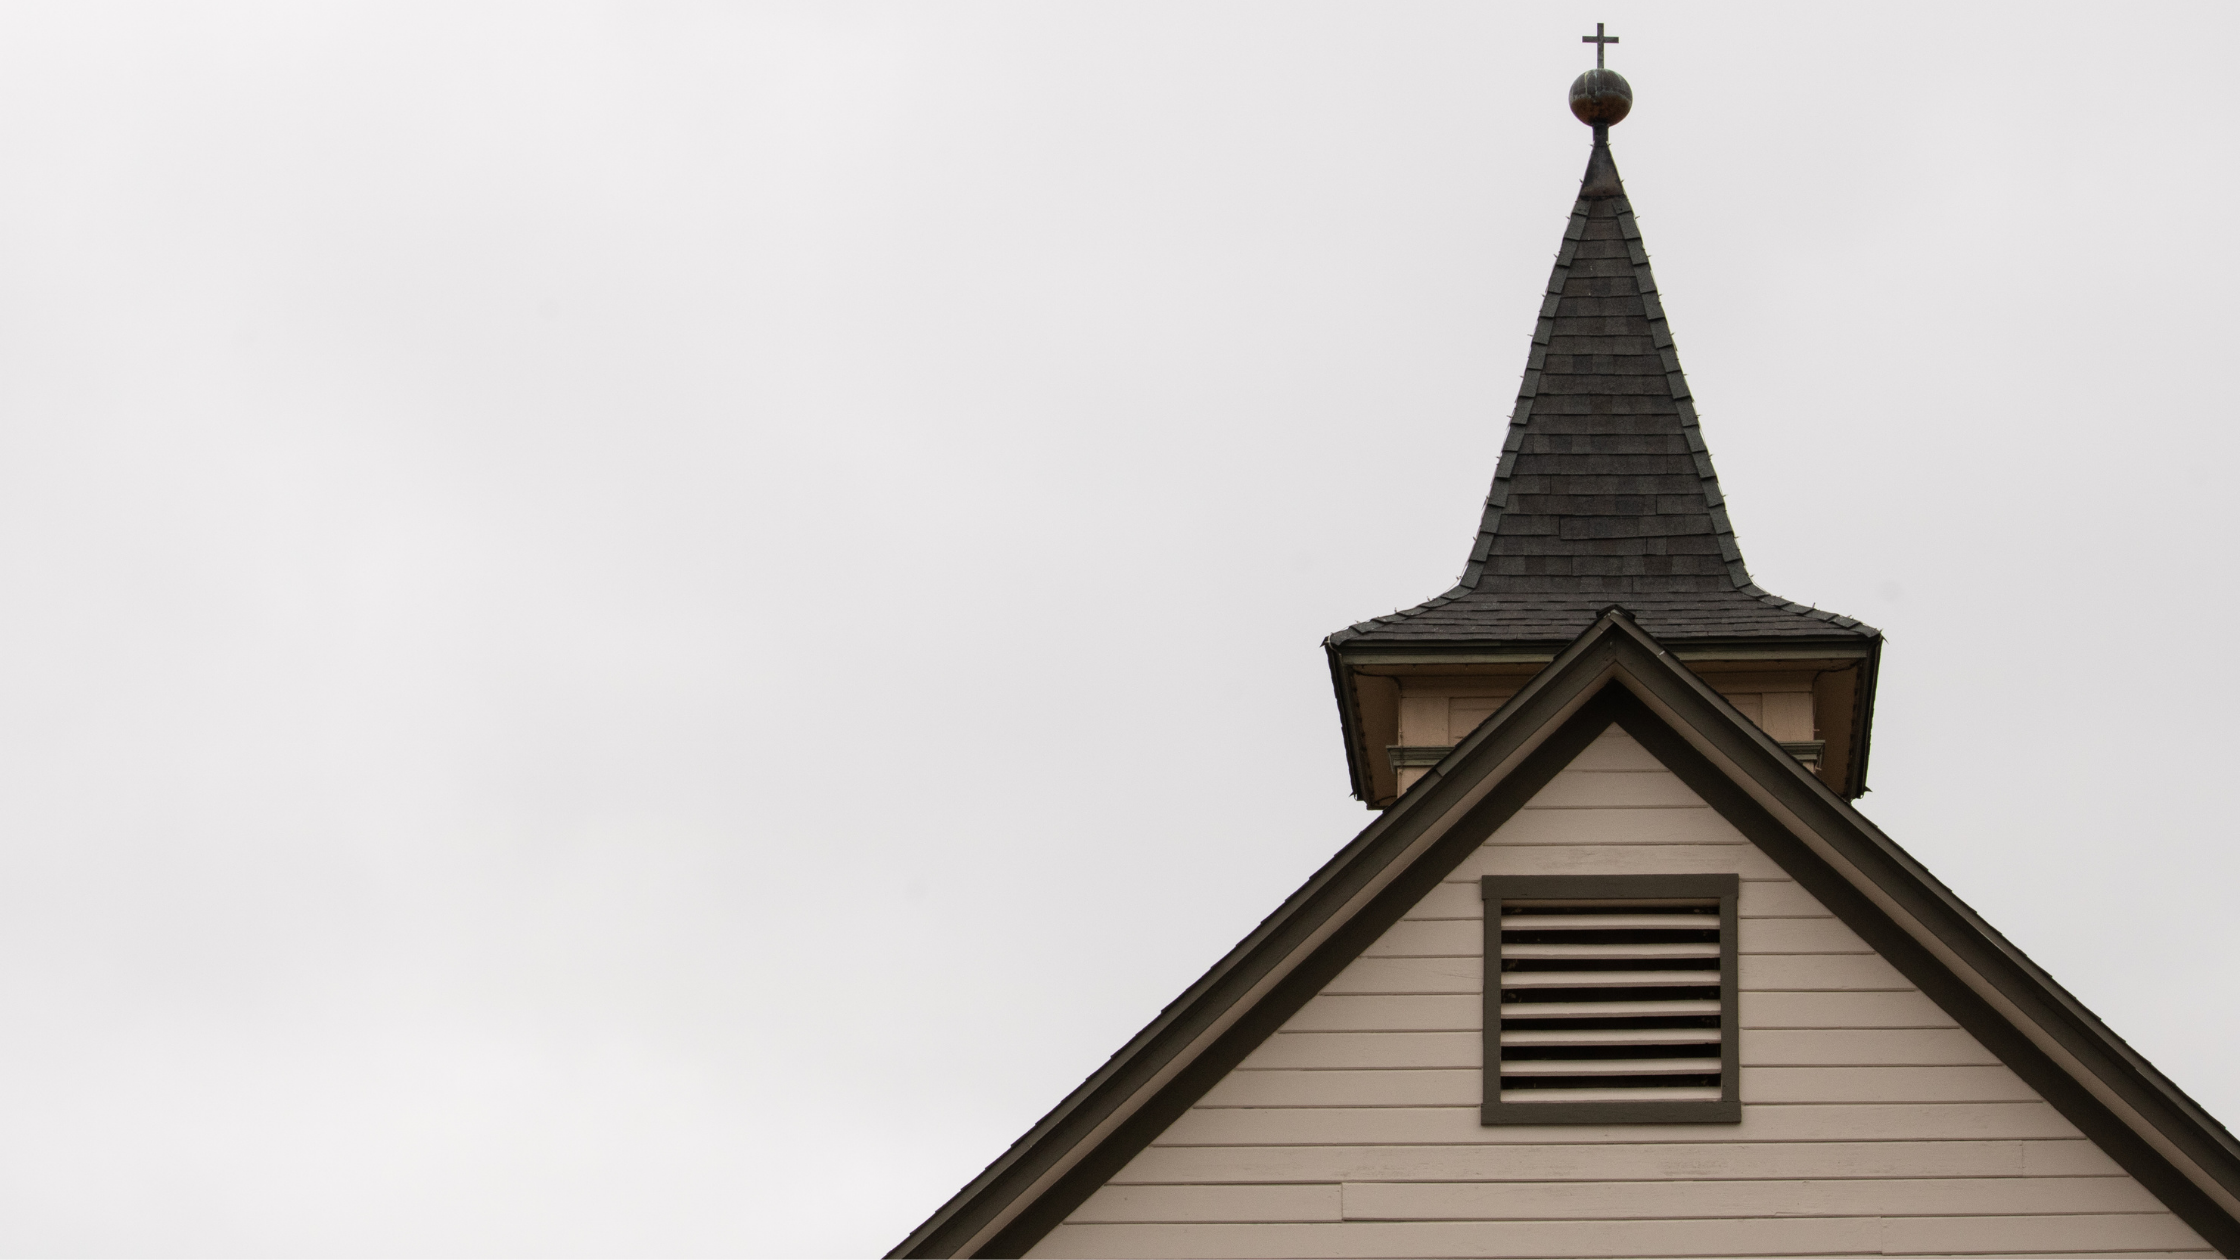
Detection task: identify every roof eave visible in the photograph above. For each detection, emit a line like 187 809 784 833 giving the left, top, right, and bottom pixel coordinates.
891 624 1633 1258
1331 631 1879 663
1594 614 2240 1237
895 613 2240 1257
1849 631 1885 796
1322 637 1377 804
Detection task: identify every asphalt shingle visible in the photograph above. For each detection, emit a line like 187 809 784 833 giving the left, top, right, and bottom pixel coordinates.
1327 138 1876 650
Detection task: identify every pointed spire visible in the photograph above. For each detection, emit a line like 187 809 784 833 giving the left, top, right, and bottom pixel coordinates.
1324 48 1884 808
1329 80 1873 650
1580 128 1624 199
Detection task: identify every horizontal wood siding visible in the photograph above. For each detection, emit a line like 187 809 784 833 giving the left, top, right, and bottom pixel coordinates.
1110 1139 2128 1183
1032 1217 2216 1258
1028 729 2209 1259
1340 1174 2167 1219
1153 1101 2092 1146
1196 1065 2044 1109
1239 1027 2000 1071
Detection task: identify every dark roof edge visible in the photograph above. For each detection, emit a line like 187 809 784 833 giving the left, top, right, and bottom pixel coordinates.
896 613 2240 1257
1328 631 1879 656
1324 639 1377 804
1595 613 2240 1246
1850 632 1885 795
889 618 1629 1258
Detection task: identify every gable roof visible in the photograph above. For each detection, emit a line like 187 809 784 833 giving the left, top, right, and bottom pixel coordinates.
1327 134 1876 651
892 610 2240 1258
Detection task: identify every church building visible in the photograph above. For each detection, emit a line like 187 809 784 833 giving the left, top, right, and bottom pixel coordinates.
893 40 2240 1259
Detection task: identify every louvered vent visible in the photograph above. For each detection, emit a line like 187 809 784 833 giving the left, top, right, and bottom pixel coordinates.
1497 902 1724 1103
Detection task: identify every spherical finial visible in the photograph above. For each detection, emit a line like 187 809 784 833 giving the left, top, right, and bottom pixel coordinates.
1569 68 1632 127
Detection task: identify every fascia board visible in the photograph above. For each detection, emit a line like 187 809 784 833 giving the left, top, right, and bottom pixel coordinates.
1322 641 1375 803
1848 632 1884 795
1335 638 1874 668
977 662 1617 1257
1598 622 2240 1232
1339 648 1562 667
895 619 1635 1258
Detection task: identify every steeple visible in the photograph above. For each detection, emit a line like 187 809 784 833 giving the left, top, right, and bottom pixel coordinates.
1326 45 1881 808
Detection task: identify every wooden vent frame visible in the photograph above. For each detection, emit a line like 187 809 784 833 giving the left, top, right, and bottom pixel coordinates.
1481 874 1740 1124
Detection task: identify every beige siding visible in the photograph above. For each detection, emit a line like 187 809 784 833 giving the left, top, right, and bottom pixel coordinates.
1031 1217 2211 1258
1029 728 2210 1259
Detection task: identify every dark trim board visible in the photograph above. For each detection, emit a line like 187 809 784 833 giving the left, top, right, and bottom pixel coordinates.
1848 633 1884 795
894 624 1636 1260
1603 688 2240 1256
893 612 2240 1259
1323 640 1375 804
1480 874 1740 1126
970 690 1625 1258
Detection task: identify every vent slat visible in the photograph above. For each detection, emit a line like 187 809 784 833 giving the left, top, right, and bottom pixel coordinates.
1501 1028 1721 1046
1500 913 1718 930
1497 899 1726 1106
1503 942 1719 959
1500 1057 1722 1076
1498 998 1720 1017
1499 969 1720 988
1500 1086 1723 1103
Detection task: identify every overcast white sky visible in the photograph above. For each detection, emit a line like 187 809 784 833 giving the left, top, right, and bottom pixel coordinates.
0 3 2233 1256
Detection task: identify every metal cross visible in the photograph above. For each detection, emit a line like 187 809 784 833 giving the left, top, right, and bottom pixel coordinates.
1582 22 1619 68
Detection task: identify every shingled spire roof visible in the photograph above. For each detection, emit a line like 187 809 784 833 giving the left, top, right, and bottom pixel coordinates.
1326 127 1875 649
